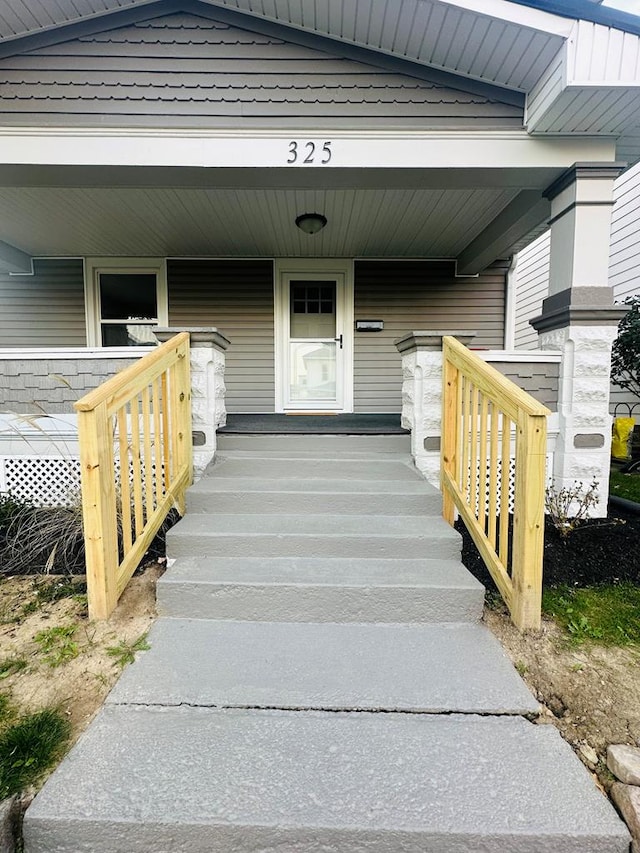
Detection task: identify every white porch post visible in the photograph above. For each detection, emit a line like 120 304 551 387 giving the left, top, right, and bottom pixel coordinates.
395 331 475 487
531 164 627 517
155 327 230 480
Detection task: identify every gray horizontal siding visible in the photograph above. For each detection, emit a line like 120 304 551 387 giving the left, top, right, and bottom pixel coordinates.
488 361 558 412
0 12 523 127
0 258 86 348
609 162 640 304
606 163 640 417
353 261 507 413
513 231 549 351
0 356 142 413
167 259 274 414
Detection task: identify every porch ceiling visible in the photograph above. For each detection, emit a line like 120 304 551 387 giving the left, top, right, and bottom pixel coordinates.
0 184 530 260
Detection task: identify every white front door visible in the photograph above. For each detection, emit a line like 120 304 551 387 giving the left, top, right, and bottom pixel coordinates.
275 260 353 412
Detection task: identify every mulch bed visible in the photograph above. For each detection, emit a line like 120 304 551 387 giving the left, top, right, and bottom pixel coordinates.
456 502 640 590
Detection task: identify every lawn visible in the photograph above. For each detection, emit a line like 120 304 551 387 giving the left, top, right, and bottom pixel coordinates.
610 469 640 503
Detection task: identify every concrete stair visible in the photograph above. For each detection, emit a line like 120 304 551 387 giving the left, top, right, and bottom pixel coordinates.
23 434 630 853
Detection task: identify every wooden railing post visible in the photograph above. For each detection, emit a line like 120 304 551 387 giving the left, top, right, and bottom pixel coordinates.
441 350 458 525
77 402 119 621
174 338 193 515
511 411 547 631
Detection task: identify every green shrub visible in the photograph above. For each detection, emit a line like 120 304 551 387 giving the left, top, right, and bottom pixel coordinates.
611 295 640 400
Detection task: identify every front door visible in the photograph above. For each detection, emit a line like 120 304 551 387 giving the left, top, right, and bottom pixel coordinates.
275 261 353 412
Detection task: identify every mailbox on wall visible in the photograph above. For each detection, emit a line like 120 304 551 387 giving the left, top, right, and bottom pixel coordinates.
355 320 384 332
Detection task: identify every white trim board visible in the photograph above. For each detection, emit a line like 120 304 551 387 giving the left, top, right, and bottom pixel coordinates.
84 257 168 348
0 130 616 170
274 258 354 414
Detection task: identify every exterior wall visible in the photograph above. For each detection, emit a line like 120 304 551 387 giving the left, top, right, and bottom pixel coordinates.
353 261 507 413
608 163 640 416
609 163 640 303
481 357 559 411
0 258 86 347
0 352 146 413
0 12 524 129
167 259 274 414
0 258 571 417
513 231 550 350
514 164 640 415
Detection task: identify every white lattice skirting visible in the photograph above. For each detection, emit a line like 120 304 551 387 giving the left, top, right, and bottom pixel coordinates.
0 455 82 508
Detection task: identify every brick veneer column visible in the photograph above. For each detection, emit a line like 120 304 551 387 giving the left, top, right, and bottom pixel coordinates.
155 327 230 480
395 331 474 487
531 164 627 516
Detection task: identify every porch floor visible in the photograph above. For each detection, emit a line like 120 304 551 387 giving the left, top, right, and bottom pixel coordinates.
218 413 408 434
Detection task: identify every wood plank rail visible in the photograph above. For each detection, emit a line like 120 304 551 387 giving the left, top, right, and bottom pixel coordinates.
74 333 192 620
441 336 550 631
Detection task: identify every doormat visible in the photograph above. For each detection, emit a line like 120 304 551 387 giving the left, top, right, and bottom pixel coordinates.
219 414 408 435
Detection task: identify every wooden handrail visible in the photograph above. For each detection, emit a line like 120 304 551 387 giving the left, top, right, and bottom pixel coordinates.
444 337 550 419
441 335 550 631
74 333 192 619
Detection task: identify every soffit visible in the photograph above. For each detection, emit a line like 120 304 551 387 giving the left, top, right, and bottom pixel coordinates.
0 185 521 259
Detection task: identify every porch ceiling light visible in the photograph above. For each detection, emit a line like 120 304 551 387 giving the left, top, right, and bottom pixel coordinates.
295 213 327 235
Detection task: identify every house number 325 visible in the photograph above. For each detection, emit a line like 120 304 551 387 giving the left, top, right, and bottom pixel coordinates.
287 141 332 164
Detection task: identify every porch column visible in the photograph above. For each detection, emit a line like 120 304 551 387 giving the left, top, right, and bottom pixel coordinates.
395 331 474 487
531 164 627 517
155 327 230 480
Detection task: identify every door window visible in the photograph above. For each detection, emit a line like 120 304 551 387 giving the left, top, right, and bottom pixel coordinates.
289 280 337 402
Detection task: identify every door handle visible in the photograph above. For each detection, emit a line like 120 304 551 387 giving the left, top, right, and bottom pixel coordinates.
335 334 343 349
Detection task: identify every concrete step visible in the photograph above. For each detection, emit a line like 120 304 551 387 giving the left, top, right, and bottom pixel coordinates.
24 706 629 853
217 433 411 453
187 477 441 515
166 513 462 560
214 449 412 460
158 556 484 622
107 619 539 715
209 455 422 481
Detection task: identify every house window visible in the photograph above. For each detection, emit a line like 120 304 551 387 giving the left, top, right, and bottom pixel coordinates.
85 259 167 347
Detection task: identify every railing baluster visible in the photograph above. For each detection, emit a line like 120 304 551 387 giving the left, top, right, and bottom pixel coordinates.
499 413 511 570
161 372 171 491
488 402 499 549
117 404 132 555
469 385 479 517
152 377 163 509
141 386 154 521
478 393 489 532
130 393 144 539
462 377 471 502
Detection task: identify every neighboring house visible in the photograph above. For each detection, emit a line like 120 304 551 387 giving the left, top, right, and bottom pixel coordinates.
0 0 639 506
513 160 640 415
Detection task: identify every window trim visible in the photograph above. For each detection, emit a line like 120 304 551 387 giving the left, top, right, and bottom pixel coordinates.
84 257 168 347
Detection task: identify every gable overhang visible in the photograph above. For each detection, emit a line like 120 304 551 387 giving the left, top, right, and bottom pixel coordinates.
0 0 635 271
0 1 638 156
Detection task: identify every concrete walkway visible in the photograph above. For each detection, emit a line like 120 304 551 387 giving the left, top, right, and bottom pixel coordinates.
23 434 629 852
